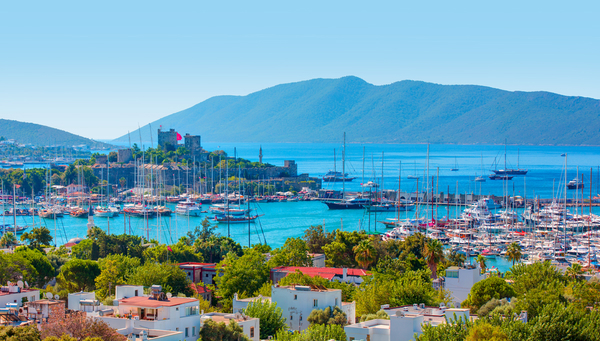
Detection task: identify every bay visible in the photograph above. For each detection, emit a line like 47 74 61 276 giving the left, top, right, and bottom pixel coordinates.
8 142 600 273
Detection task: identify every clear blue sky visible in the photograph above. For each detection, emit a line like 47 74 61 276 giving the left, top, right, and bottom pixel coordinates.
1 0 598 140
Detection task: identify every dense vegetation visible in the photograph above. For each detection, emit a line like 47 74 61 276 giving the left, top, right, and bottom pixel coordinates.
115 76 600 145
4 220 600 341
418 261 600 341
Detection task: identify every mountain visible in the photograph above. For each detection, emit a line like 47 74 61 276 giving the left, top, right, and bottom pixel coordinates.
0 119 112 148
112 77 600 145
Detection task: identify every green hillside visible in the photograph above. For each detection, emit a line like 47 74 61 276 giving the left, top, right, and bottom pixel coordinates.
0 119 112 148
112 76 600 145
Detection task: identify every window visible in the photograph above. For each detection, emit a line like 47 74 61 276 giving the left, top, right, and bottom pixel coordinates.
290 315 293 320
313 299 318 307
192 327 196 336
250 327 255 338
335 298 338 306
446 270 459 278
294 295 297 300
135 290 138 296
185 328 189 337
185 306 199 316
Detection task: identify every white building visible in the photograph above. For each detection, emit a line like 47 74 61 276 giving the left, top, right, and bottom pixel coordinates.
200 312 260 341
344 304 470 341
90 285 200 341
271 285 355 331
0 284 39 308
68 292 99 312
442 264 486 306
232 294 272 314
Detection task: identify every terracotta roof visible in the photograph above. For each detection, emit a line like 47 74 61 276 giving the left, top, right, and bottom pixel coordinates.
118 296 198 308
271 266 368 279
63 242 77 248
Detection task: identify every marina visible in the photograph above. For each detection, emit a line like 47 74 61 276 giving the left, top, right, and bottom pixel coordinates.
3 142 600 273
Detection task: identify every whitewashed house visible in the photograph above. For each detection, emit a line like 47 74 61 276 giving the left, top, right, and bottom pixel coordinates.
344 304 470 341
271 285 355 331
89 285 199 341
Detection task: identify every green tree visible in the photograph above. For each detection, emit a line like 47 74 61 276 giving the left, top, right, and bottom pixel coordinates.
214 249 270 309
0 251 37 285
359 309 390 322
269 237 312 267
462 276 516 314
56 259 101 292
14 247 55 287
71 239 94 260
475 255 487 274
243 299 287 339
95 259 124 299
20 226 53 250
307 306 348 326
322 230 369 268
127 262 192 296
273 324 346 341
466 322 509 341
0 325 41 341
353 239 377 269
302 225 334 254
565 263 584 281
108 151 118 163
423 239 444 279
506 242 522 266
0 232 17 248
199 319 250 341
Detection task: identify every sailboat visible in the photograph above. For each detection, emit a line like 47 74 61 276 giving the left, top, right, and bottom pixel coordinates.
407 161 419 179
491 142 528 176
324 133 369 209
474 153 486 182
323 149 356 182
451 157 459 172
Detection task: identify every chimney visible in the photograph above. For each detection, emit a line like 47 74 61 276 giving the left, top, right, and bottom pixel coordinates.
342 268 347 281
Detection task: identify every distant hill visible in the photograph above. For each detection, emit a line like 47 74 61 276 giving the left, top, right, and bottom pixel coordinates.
112 77 600 145
0 119 112 148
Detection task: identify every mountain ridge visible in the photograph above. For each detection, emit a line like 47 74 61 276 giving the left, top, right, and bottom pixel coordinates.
0 119 112 148
112 76 600 146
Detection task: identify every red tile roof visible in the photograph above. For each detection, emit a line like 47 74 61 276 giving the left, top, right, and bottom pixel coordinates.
179 262 216 267
118 296 198 308
64 242 77 248
271 266 368 279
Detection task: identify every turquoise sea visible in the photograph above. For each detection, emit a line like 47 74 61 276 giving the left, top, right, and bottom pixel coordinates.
8 142 600 272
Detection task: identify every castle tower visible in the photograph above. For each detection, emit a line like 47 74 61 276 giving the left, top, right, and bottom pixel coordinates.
259 146 263 164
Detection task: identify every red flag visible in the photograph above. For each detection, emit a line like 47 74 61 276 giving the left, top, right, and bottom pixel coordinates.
176 133 182 141
167 246 172 252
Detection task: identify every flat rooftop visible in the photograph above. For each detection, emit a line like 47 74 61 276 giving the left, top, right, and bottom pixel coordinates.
118 296 198 308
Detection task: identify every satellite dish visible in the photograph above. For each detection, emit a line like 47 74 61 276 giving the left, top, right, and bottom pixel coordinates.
54 294 60 300
166 293 172 299
17 281 23 289
396 311 404 317
45 292 53 299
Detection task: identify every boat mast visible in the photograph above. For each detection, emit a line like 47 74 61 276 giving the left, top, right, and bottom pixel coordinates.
362 146 365 197
397 161 401 222
342 133 346 201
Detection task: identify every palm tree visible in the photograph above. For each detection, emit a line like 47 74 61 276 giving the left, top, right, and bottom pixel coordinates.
475 255 487 274
353 239 376 269
0 232 17 249
566 263 584 281
506 242 522 266
423 239 444 279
